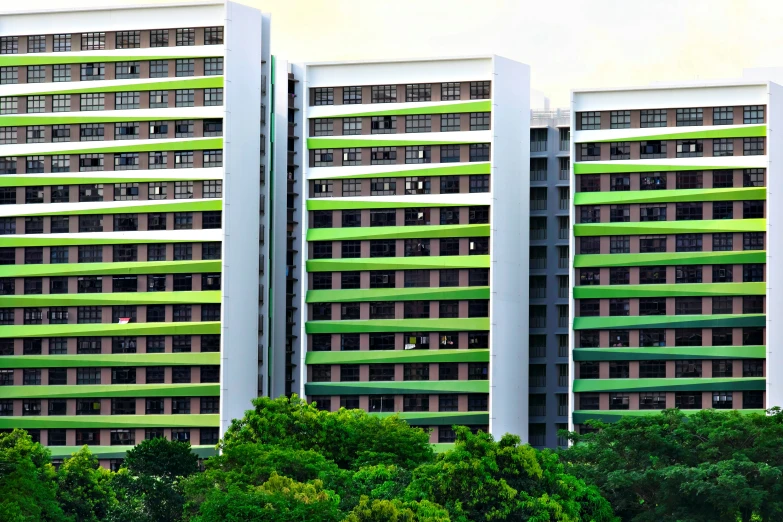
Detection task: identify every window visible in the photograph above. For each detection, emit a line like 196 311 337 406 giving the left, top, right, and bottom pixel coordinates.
610 142 630 160
676 234 702 252
640 361 666 378
441 113 461 132
313 87 333 106
610 205 630 222
370 178 395 196
744 169 764 187
205 88 223 106
0 67 18 85
406 114 431 133
80 93 104 111
176 58 195 77
744 264 764 283
677 140 703 158
676 330 702 347
676 360 702 377
26 125 44 141
406 83 431 102
713 201 733 220
313 149 333 167
675 297 702 315
175 89 194 107
441 82 461 100
580 143 600 161
27 66 45 84
149 60 168 78
115 61 140 79
676 108 703 126
713 106 733 125
713 138 733 157
676 202 703 220
640 204 666 222
641 109 667 127
175 152 193 169
203 150 223 168
744 105 765 124
610 236 630 254
470 112 490 130
204 57 223 76
371 115 396 134
26 156 44 173
81 62 105 81
115 92 140 110
470 144 490 162
174 212 193 230
404 270 430 288
175 28 195 46
470 81 490 99
371 147 396 165
580 111 601 130
405 146 431 164
371 85 396 103
610 110 630 128
343 86 361 104
744 137 764 156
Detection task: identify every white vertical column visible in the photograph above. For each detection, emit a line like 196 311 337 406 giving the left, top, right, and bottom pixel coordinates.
766 82 783 409
488 56 530 439
219 1 262 434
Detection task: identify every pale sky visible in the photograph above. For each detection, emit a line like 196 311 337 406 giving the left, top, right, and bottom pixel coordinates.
6 0 782 107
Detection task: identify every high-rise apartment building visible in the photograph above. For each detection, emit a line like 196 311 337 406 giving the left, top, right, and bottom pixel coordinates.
570 82 782 431
0 1 272 467
296 57 530 444
528 109 571 448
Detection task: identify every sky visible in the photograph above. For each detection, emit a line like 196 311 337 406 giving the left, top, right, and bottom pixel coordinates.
6 0 782 107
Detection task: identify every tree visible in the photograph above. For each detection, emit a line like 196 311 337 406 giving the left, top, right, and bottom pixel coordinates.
406 427 617 522
0 429 63 522
344 497 451 522
192 473 343 522
56 446 117 521
560 409 783 522
222 395 434 469
110 438 199 522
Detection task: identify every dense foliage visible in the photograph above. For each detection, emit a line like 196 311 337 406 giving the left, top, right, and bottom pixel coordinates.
19 398 783 520
560 408 783 522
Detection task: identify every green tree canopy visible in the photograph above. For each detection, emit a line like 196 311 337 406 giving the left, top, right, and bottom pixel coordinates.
56 446 117 522
0 429 63 522
561 409 783 522
406 427 617 522
222 395 434 469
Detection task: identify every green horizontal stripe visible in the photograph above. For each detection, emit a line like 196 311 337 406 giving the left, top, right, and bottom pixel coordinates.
586 125 766 143
305 348 489 365
12 199 221 217
573 313 765 330
574 187 766 206
0 260 220 278
0 114 220 128
0 173 221 188
308 137 486 149
0 53 223 67
28 76 223 96
369 411 489 426
306 255 489 272
48 445 218 460
0 321 220 339
432 443 456 453
307 223 488 241
306 286 489 303
574 377 765 393
0 138 222 157
305 379 489 395
0 383 219 399
574 162 757 175
0 236 215 247
573 345 766 361
574 218 766 236
324 100 491 119
0 352 219 369
573 282 765 299
1 290 220 307
574 250 766 268
0 414 219 429
307 199 471 211
312 162 490 180
573 409 765 424
305 317 489 334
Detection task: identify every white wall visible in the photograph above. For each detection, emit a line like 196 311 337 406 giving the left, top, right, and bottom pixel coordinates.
219 0 262 434
767 82 782 409
489 56 530 440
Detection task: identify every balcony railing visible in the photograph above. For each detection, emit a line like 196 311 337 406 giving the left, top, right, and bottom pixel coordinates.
559 199 569 211
529 375 547 388
530 109 571 127
530 317 547 329
531 169 547 182
558 256 568 269
530 344 546 358
560 140 569 152
558 315 568 329
530 141 547 153
531 258 547 270
558 287 568 299
531 229 547 241
559 169 569 181
558 343 568 358
531 199 547 211
530 287 546 299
